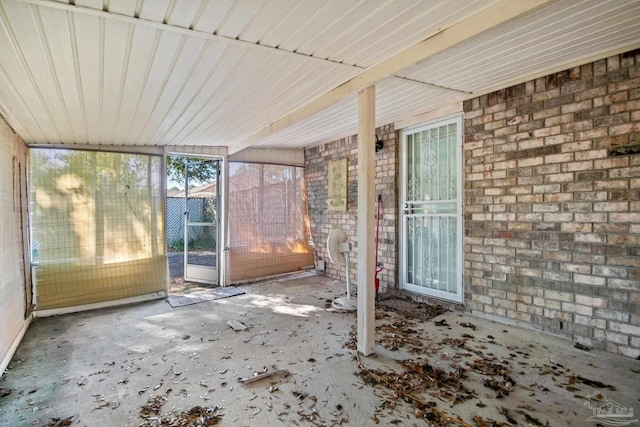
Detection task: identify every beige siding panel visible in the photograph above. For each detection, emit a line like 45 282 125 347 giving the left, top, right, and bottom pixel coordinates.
0 117 27 375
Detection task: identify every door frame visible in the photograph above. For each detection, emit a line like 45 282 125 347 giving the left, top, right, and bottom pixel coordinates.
165 152 225 286
183 157 221 285
399 115 464 303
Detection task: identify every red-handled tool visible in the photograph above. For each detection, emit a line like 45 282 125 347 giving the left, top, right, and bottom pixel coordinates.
374 194 383 299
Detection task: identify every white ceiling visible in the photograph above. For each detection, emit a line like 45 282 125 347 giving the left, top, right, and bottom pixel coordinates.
0 0 639 154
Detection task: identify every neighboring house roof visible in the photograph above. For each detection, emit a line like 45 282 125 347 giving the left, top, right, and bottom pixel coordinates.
169 171 284 197
229 171 281 192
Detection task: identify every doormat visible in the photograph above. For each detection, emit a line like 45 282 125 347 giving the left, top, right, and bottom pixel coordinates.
167 287 246 308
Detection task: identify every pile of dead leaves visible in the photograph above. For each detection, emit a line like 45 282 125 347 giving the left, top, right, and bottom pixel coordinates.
377 319 424 353
357 356 474 412
470 358 514 398
140 395 167 417
376 297 447 321
42 416 75 427
139 406 223 427
346 312 433 354
138 394 224 427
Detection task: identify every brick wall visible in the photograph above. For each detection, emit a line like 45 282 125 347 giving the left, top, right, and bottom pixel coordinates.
304 124 398 294
463 50 640 357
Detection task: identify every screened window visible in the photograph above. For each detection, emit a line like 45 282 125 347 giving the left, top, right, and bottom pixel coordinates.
228 163 313 281
30 149 167 309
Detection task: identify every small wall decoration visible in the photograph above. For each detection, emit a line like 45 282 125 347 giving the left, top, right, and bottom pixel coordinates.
328 158 347 212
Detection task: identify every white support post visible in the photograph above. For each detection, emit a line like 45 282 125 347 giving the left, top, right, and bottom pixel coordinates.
357 85 376 356
219 158 230 287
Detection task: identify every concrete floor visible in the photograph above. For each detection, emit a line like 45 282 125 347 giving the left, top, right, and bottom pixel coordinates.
0 273 638 426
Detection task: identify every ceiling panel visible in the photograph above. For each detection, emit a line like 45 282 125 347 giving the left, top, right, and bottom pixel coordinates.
241 78 457 149
401 0 640 92
190 0 236 34
255 0 325 48
338 0 499 68
215 0 269 39
137 0 172 23
0 0 638 153
236 0 298 43
72 11 101 144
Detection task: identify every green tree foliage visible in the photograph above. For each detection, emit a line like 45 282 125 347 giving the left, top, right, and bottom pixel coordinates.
167 156 218 185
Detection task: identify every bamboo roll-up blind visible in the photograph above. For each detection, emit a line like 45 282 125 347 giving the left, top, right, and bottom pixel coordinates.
30 149 167 309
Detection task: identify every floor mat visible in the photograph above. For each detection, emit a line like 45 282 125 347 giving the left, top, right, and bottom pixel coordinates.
167 287 246 308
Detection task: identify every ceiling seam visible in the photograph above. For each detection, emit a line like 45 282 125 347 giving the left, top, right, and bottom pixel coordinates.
422 1 639 89
0 65 41 141
18 0 472 102
226 62 343 140
344 0 498 68
122 30 162 143
234 0 272 41
68 12 89 144
237 67 361 140
229 0 558 154
162 0 177 25
187 0 208 31
291 0 368 58
14 0 357 72
202 55 313 142
254 0 306 46
156 42 250 145
111 23 135 145
145 37 212 145
310 0 397 62
131 35 188 144
273 0 337 54
0 2 62 142
459 41 640 104
159 46 251 145
32 5 76 142
177 48 273 145
391 76 472 95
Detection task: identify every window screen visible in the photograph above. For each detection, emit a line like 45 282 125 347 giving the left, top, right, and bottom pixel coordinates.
30 149 167 309
228 163 313 281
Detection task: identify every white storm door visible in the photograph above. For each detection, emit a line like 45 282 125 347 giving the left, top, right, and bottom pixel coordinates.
184 159 219 285
400 117 463 303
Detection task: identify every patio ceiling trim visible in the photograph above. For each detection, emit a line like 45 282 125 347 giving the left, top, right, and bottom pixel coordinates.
228 148 305 167
27 143 164 155
14 0 357 72
234 0 557 153
164 145 228 157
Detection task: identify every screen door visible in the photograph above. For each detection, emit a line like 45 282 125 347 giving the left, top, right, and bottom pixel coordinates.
400 117 463 303
184 159 219 284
